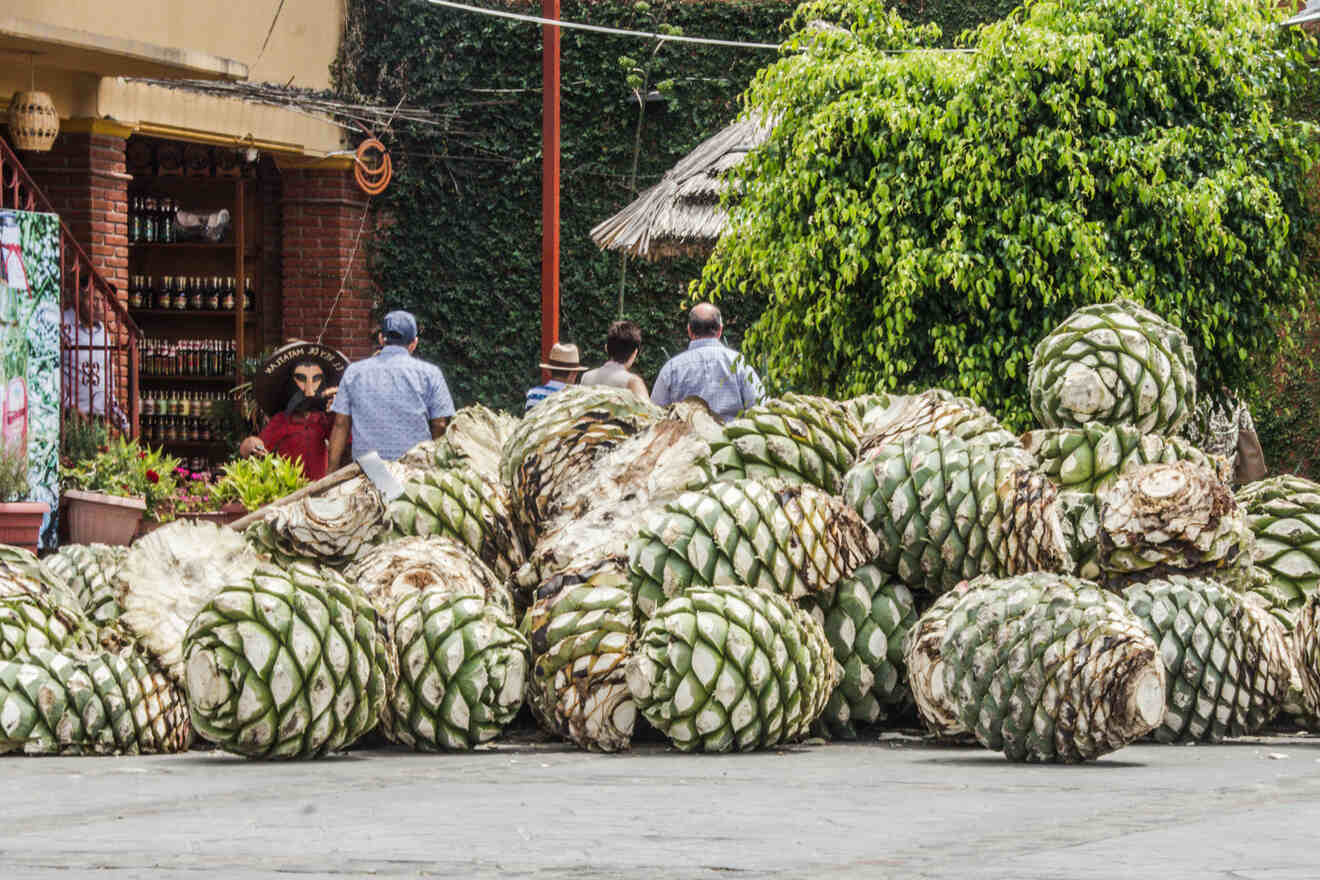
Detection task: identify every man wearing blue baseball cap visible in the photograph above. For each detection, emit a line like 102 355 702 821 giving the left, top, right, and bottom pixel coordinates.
328 310 455 467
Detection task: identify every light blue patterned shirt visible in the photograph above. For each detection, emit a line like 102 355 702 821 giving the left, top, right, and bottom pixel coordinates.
651 338 764 422
330 346 455 460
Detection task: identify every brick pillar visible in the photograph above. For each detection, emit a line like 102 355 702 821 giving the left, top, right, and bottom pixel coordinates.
19 123 131 303
281 166 376 360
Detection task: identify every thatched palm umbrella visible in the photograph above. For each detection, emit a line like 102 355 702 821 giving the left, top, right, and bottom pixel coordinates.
590 116 772 261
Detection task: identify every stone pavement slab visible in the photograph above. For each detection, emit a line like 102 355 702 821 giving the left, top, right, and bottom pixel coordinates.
2 734 1318 879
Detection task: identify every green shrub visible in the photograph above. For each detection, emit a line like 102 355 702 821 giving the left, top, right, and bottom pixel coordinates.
697 0 1320 428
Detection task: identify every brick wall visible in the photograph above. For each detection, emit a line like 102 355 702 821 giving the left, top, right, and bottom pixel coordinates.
21 132 130 302
281 168 376 359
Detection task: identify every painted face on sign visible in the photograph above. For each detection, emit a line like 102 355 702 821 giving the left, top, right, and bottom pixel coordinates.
292 362 325 399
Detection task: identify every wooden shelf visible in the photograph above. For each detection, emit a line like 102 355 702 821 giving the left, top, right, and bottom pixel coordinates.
140 374 237 384
130 309 257 322
157 438 225 449
130 242 237 250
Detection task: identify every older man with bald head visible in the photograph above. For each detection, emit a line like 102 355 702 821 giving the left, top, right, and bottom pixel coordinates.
650 302 764 422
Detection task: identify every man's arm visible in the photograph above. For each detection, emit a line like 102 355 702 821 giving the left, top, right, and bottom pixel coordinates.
327 413 352 471
650 363 672 406
429 417 449 439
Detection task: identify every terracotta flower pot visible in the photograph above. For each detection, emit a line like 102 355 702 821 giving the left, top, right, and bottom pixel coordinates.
0 501 50 553
63 489 146 546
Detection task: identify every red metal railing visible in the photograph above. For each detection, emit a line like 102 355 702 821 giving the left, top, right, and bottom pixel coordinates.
0 135 140 440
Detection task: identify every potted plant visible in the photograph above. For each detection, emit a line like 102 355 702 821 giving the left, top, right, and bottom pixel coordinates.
155 467 247 528
62 437 180 545
0 448 48 552
213 453 309 513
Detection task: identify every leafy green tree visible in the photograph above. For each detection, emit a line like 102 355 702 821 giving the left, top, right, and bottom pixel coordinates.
698 0 1319 428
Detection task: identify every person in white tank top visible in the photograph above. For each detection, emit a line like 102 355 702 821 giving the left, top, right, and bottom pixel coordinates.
581 320 648 401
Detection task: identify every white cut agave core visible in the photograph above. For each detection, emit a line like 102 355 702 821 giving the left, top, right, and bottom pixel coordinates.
117 520 261 684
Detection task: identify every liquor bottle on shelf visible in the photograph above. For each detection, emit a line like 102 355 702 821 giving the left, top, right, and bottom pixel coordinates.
188 278 203 311
204 276 220 311
172 278 188 311
220 278 235 311
142 196 157 243
128 275 143 309
155 276 171 310
160 197 176 244
243 277 255 312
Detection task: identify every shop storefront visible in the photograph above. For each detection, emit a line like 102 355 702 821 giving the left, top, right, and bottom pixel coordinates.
2 3 378 469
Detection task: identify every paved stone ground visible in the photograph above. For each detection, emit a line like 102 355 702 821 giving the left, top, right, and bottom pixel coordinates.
3 733 1319 879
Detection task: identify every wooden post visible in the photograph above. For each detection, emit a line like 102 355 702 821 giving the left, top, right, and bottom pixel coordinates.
540 0 561 381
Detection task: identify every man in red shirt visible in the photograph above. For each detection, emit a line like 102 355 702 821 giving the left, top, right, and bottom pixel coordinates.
239 342 348 480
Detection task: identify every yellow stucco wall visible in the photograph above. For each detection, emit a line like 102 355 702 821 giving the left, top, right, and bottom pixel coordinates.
2 1 347 157
8 0 343 90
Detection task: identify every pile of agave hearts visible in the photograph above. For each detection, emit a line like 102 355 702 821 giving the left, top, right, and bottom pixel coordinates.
5 299 1320 763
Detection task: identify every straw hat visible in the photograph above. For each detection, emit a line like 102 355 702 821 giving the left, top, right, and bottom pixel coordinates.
252 341 350 416
539 342 588 372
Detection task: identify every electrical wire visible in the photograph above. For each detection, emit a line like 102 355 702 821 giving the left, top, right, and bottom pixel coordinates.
420 0 781 50
419 0 978 53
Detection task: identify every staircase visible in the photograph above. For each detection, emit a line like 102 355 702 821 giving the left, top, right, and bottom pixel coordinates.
0 135 140 439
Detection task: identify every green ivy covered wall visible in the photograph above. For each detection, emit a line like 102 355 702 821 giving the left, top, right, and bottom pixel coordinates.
335 0 1018 413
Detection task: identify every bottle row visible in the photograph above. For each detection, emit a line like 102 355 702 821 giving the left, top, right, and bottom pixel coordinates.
142 413 216 445
140 391 226 444
130 194 180 244
129 276 255 312
142 338 237 377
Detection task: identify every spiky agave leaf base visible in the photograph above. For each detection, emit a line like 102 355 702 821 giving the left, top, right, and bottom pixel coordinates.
117 520 261 684
941 573 1166 762
1125 576 1290 742
1237 475 1320 612
711 393 861 494
388 468 525 582
1028 298 1196 434
522 562 636 752
42 543 128 624
1099 462 1251 585
626 584 839 752
385 587 529 750
183 562 391 759
628 479 877 621
0 648 190 755
804 564 917 738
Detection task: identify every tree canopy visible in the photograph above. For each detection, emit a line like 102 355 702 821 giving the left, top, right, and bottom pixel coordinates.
697 0 1319 427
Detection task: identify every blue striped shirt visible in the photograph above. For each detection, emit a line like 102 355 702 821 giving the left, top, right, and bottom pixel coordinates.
651 338 764 422
525 380 567 411
330 346 455 460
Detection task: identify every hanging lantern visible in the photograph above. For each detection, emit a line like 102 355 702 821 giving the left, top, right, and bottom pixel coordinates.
8 91 59 152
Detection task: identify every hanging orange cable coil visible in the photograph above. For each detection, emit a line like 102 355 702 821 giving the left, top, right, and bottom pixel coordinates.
354 137 392 196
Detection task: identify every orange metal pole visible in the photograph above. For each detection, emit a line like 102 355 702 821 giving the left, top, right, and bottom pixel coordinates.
540 0 561 377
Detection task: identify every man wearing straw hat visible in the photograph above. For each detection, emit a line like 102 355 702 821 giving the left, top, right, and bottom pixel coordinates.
525 342 588 411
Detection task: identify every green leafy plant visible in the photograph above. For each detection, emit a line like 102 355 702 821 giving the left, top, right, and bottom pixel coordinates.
696 0 1320 429
62 436 181 521
214 454 309 511
60 412 111 469
0 449 29 503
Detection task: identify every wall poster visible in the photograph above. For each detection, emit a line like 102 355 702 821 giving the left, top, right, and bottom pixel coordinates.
0 209 61 547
